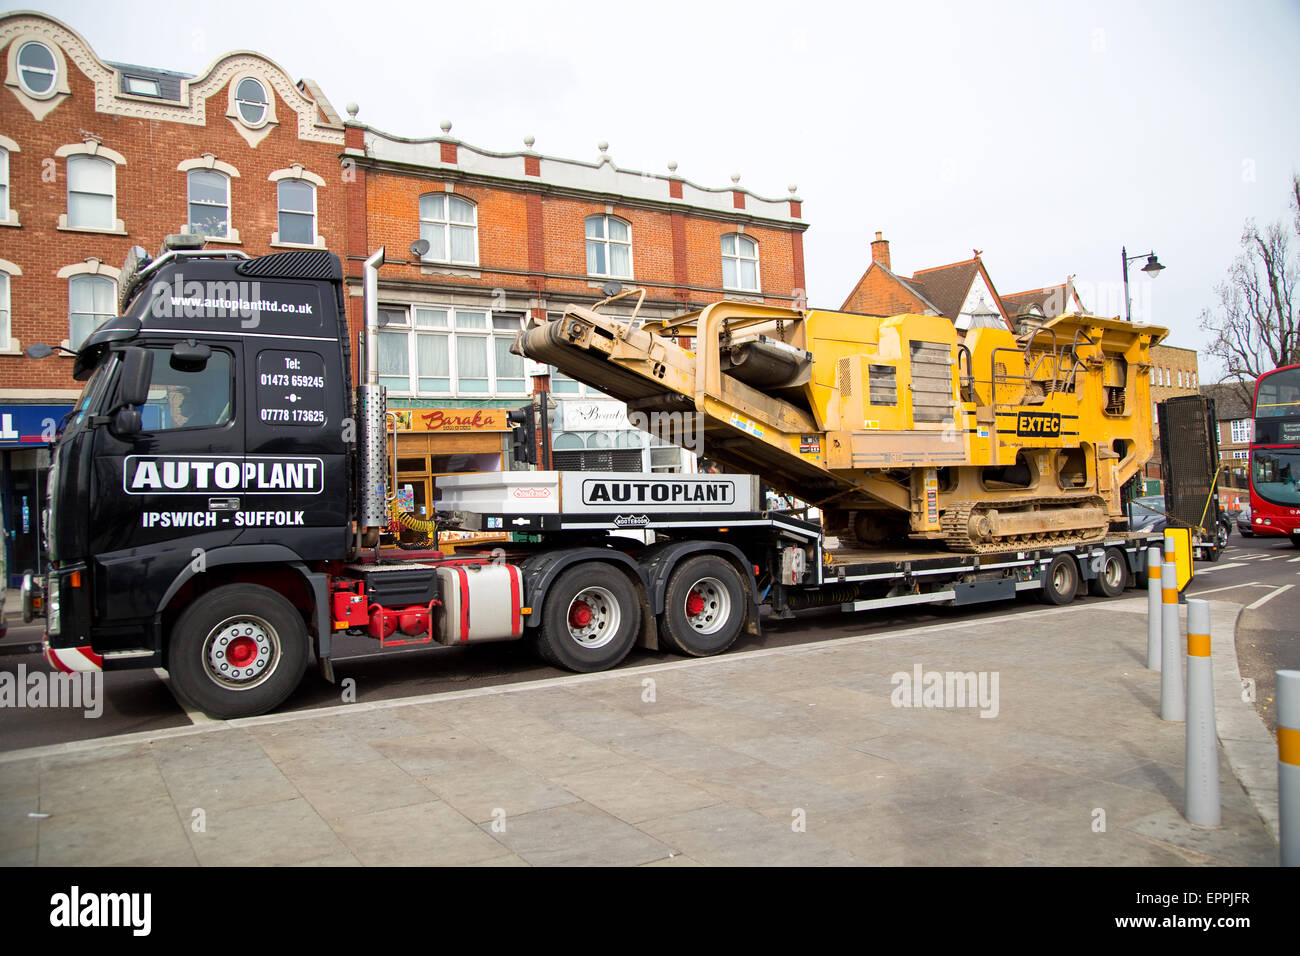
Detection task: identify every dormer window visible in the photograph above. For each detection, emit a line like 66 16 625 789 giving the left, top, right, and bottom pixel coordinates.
124 75 161 97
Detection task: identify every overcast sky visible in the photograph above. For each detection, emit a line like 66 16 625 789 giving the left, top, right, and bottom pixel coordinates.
22 0 1300 378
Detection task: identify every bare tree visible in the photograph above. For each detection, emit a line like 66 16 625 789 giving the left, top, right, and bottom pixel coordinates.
1200 175 1299 408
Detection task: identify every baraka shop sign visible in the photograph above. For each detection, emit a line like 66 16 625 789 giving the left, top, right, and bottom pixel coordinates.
392 409 509 432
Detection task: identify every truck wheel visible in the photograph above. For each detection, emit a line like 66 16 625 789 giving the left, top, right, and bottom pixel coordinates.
659 555 746 657
535 564 640 673
1088 548 1127 598
168 583 309 719
1039 554 1078 606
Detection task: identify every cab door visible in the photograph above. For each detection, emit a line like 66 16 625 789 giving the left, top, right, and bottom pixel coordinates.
89 340 243 625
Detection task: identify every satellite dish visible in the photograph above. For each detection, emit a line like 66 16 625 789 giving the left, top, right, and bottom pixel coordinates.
409 238 430 259
601 281 622 298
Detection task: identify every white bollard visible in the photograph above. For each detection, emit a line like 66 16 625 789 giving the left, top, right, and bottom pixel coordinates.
1184 599 1220 826
1279 669 1300 866
1160 538 1185 722
1146 545 1162 671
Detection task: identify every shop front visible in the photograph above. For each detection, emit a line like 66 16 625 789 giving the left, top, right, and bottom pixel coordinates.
390 407 512 549
2 404 72 587
550 399 690 473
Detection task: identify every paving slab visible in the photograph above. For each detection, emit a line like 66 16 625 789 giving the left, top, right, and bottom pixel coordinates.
480 802 673 867
3 597 1280 866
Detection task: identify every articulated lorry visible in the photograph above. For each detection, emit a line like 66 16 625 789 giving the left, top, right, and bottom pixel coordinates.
31 236 1164 719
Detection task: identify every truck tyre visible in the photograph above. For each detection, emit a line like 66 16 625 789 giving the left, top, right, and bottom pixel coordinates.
535 564 640 673
1088 548 1127 598
1039 554 1078 606
168 583 309 719
659 555 746 657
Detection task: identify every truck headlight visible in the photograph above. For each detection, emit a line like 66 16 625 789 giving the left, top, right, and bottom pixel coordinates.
46 574 61 636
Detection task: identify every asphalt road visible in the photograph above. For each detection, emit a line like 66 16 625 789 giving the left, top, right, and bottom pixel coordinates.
1185 530 1300 733
2 534 1295 751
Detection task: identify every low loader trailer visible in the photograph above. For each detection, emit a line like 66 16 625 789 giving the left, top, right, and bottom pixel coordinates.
31 237 1161 719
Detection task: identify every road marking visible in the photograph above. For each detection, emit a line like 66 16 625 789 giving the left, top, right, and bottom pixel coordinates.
1189 581 1271 597
1191 562 1245 573
1245 584 1295 611
152 667 218 725
1289 556 1300 563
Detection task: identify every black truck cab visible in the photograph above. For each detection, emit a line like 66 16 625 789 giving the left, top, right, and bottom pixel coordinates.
45 242 353 689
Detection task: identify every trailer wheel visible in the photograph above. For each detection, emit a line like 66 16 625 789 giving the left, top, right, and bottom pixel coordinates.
168 583 309 719
1088 548 1127 598
535 564 640 673
659 555 746 657
1039 554 1078 606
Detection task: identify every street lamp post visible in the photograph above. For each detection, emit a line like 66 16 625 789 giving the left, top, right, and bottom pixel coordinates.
1122 246 1166 322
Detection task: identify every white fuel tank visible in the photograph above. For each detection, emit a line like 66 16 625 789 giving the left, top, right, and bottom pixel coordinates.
435 563 525 645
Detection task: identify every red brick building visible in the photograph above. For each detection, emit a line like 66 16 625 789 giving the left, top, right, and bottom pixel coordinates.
840 231 1011 332
341 119 809 476
0 10 345 583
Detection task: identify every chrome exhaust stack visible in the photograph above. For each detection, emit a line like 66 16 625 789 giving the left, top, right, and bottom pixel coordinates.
357 247 387 545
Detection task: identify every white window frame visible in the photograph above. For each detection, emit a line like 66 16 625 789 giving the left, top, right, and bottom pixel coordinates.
377 305 527 398
56 143 126 234
721 233 761 293
0 258 19 353
418 193 479 266
234 77 270 127
275 179 318 247
16 40 58 98
0 144 11 224
270 170 323 248
66 154 116 231
585 214 633 279
187 168 232 239
68 273 117 351
1230 419 1252 444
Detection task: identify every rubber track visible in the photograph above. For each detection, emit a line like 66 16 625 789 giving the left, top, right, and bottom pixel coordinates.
941 494 1108 553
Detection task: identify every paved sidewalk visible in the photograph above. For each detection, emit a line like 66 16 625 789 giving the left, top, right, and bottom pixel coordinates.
0 597 1280 866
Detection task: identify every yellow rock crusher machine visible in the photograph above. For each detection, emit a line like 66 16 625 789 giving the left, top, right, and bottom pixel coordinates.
517 290 1167 553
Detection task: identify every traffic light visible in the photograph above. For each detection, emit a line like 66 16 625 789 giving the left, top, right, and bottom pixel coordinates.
508 404 537 466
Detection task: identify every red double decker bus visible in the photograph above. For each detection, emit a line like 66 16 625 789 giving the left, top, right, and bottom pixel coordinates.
1249 364 1300 545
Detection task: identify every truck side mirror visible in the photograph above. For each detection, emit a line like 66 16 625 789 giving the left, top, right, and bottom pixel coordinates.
117 347 154 408
112 407 143 436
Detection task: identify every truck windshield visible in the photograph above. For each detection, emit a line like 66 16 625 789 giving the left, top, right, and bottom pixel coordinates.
67 353 119 432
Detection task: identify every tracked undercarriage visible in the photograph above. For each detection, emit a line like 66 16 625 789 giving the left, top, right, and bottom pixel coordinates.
517 289 1166 554
941 494 1109 553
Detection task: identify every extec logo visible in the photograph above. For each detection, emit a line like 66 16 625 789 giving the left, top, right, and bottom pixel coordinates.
1016 412 1061 437
50 886 151 936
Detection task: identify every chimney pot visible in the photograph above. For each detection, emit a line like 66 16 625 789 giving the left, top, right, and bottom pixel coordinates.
871 231 891 271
